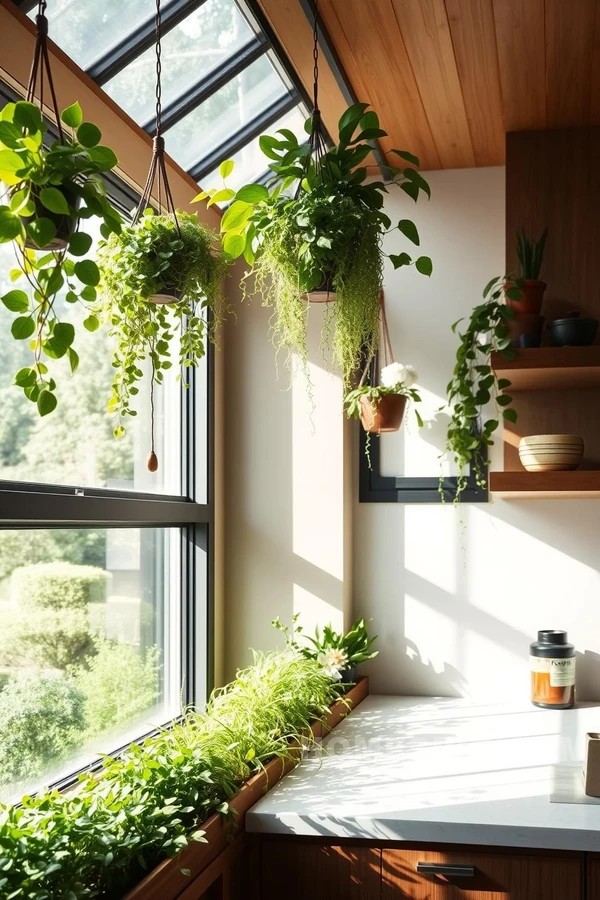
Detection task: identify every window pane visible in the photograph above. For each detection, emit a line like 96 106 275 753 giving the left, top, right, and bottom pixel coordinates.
0 527 181 803
104 1 258 125
165 53 290 171
202 105 307 194
32 0 156 71
0 225 182 494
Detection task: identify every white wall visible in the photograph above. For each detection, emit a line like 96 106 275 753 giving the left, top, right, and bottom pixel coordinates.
355 167 600 702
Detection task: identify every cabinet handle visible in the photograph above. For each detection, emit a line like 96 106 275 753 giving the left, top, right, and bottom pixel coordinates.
417 863 475 878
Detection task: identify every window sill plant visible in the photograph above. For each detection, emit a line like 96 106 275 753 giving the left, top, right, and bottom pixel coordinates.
194 104 433 390
0 99 122 416
444 275 518 502
273 614 378 683
97 210 228 463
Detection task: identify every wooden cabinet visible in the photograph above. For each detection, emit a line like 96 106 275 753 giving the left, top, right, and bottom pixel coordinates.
587 855 600 899
260 841 381 900
382 848 583 900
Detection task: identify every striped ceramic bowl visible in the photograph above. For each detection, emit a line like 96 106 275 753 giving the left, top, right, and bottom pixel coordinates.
518 434 584 472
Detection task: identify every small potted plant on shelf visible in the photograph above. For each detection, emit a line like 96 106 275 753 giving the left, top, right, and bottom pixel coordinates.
512 227 548 315
273 614 378 684
194 104 433 389
97 210 228 454
444 275 518 502
0 99 122 416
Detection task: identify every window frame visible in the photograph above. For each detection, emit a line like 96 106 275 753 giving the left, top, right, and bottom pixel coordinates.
0 79 214 796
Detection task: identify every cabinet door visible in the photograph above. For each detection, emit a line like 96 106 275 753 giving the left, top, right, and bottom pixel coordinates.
382 849 582 899
261 841 381 900
587 855 600 899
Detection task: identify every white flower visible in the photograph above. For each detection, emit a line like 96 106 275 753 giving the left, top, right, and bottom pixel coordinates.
380 362 419 389
317 648 348 681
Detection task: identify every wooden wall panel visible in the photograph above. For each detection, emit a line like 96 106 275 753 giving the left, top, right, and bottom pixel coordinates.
320 0 441 170
390 0 475 168
382 848 583 899
260 841 381 900
493 0 546 132
545 0 596 127
444 0 505 166
504 127 600 470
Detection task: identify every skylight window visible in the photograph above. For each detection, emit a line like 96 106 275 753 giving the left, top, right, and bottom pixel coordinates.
24 0 308 188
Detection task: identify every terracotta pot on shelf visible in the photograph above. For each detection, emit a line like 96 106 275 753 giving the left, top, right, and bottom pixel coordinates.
506 279 547 315
508 313 544 348
359 394 406 434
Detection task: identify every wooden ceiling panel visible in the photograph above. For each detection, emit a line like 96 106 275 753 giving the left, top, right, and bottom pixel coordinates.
444 0 505 166
545 0 596 127
320 0 441 170
493 0 546 132
391 0 475 168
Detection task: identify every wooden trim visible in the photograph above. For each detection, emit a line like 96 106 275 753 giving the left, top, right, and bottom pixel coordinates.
124 677 369 900
0 0 220 224
491 347 600 391
490 470 600 499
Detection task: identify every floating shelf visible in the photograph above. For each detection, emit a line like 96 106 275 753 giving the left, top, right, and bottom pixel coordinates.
490 470 600 499
491 346 600 391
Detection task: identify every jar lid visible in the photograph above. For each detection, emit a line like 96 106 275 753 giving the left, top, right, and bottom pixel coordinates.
537 629 568 643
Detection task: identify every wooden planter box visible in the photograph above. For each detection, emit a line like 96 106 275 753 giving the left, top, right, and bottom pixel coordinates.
124 677 369 900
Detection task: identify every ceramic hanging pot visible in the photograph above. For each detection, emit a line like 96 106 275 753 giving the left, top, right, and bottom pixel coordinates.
359 394 407 434
148 283 182 304
305 270 336 303
19 186 80 252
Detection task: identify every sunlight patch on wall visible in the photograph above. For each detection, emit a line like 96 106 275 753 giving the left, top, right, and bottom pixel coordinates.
293 584 343 636
404 505 458 595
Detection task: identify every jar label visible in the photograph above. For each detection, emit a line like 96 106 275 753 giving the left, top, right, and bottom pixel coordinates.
530 656 576 686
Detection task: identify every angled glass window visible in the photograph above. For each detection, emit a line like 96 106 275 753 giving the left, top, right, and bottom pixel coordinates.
104 1 259 126
163 53 290 172
202 104 307 194
35 0 155 71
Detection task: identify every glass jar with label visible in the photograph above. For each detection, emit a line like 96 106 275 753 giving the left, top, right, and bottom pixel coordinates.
530 630 575 709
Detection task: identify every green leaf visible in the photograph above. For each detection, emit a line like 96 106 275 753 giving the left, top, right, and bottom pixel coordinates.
37 389 57 417
415 256 433 277
53 322 75 348
68 231 93 256
0 120 21 148
497 378 512 390
27 217 57 248
502 407 517 423
207 188 235 207
397 219 420 245
0 148 26 185
74 259 100 286
83 315 100 332
13 101 42 133
338 102 370 139
389 252 411 269
11 316 35 339
0 207 22 242
9 188 30 214
390 148 420 167
496 393 513 406
39 187 70 215
80 285 97 302
220 200 252 233
483 276 500 298
2 289 29 313
86 145 118 170
223 232 246 259
77 122 102 147
67 347 79 373
404 167 431 199
235 184 268 204
219 159 234 179
400 180 419 203
14 367 36 388
61 102 83 128
259 134 284 160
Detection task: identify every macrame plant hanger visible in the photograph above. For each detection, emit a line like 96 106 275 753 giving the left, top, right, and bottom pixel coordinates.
133 0 182 474
27 0 63 139
359 292 393 388
295 0 331 197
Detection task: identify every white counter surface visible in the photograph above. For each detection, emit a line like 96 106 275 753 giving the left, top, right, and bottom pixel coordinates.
246 696 600 851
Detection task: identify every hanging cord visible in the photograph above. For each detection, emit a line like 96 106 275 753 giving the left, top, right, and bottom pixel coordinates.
295 0 332 198
132 0 180 235
359 292 391 387
27 0 64 142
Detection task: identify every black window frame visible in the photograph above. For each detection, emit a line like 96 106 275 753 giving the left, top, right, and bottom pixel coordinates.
0 79 214 794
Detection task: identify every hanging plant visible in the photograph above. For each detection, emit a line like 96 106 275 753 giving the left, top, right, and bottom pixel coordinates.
345 362 422 432
444 275 519 502
194 1 431 389
0 4 122 417
97 210 227 457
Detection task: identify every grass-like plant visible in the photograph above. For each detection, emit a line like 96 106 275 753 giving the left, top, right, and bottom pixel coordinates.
0 99 122 416
273 614 378 681
516 227 547 280
97 210 228 440
194 104 433 388
444 276 518 502
0 651 339 898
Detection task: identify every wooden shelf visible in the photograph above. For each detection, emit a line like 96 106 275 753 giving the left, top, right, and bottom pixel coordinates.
491 346 600 390
490 470 600 498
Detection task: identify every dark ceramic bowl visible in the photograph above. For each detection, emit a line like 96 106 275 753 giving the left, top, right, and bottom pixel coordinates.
548 317 599 347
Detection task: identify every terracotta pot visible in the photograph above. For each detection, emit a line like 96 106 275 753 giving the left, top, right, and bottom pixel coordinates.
359 393 407 434
506 279 546 315
507 313 544 348
305 271 336 304
148 284 182 305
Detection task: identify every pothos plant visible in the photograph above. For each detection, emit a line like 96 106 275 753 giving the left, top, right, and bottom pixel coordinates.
444 275 521 502
344 361 422 424
194 103 433 388
97 210 228 443
0 99 122 416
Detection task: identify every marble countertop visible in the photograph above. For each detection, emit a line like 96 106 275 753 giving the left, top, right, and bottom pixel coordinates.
246 695 600 851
